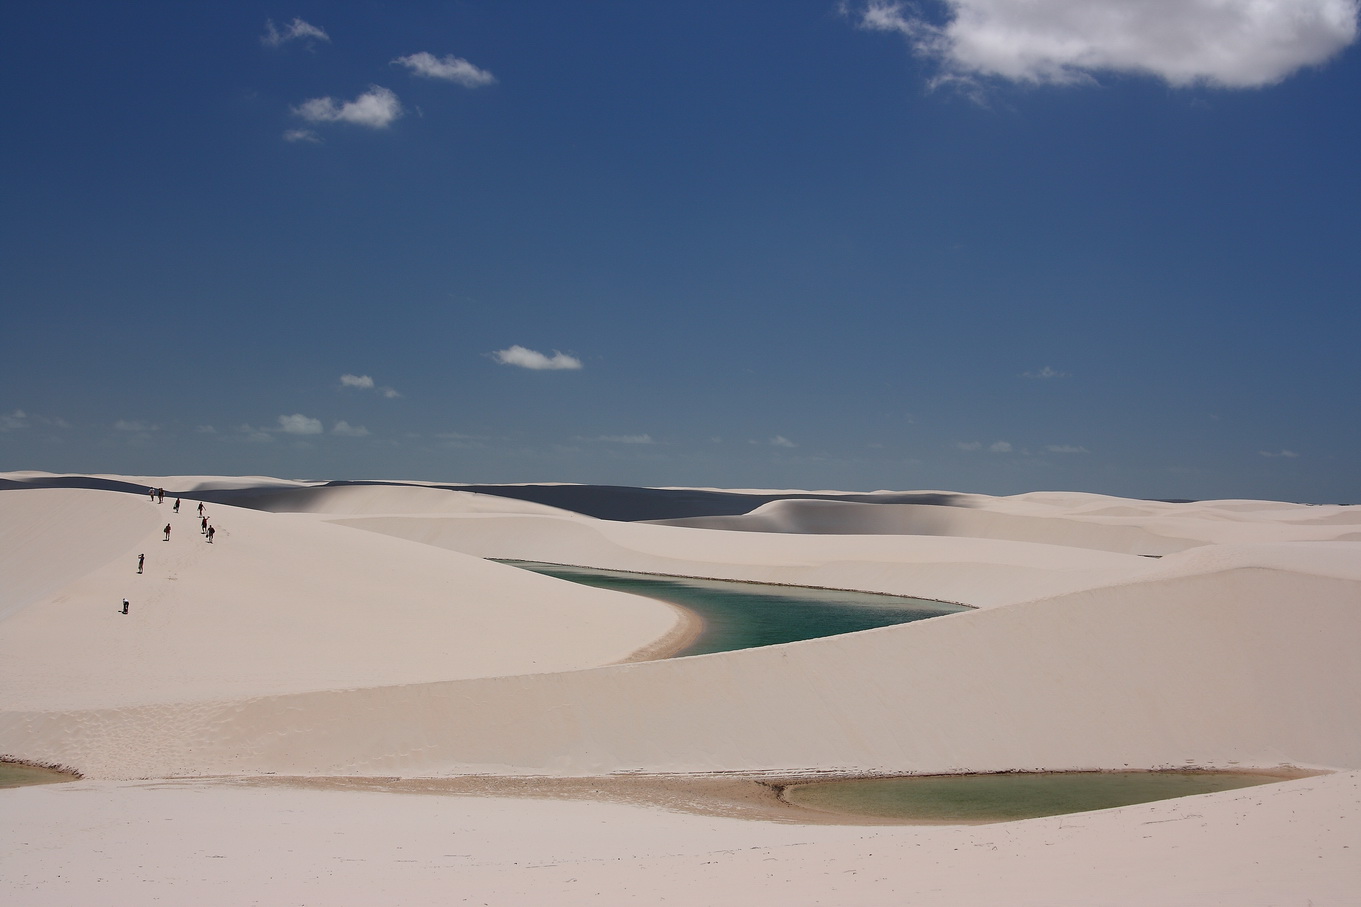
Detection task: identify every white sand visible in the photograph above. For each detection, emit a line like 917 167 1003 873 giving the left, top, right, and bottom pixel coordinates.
1 472 1358 905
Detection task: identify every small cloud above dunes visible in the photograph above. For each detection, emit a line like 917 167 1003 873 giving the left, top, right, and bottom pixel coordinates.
770 435 798 448
277 413 324 435
113 420 157 433
283 128 321 144
1023 366 1069 379
492 345 583 371
1259 449 1300 458
393 52 497 87
1047 444 1089 454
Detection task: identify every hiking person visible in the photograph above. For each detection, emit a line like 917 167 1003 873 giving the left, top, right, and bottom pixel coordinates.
163 523 172 541
137 553 145 574
207 525 215 544
173 498 181 513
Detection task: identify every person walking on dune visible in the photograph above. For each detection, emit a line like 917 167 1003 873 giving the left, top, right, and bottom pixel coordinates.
173 498 180 513
201 515 208 534
207 525 215 544
163 523 171 541
137 553 145 574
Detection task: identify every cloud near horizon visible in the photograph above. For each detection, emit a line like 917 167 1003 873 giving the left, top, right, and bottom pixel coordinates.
261 17 330 48
597 434 654 444
277 413 324 435
393 52 497 87
294 86 402 129
492 345 583 371
852 0 1360 89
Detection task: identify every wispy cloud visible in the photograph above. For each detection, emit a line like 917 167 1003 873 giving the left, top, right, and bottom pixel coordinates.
597 434 654 444
1 409 69 431
770 435 798 448
261 17 330 49
849 0 1359 90
1023 366 1069 379
332 420 370 437
1046 444 1089 454
957 440 1014 453
393 52 497 87
492 345 583 371
339 372 402 398
283 128 321 144
294 86 402 128
277 413 324 435
1259 449 1300 458
113 419 157 432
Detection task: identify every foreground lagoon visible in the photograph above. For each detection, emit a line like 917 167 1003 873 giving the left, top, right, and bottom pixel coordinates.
784 770 1308 824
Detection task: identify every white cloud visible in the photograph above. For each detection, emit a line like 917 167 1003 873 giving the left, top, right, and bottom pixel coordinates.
196 425 217 434
261 17 330 48
340 373 401 398
1259 449 1300 458
956 440 983 451
294 86 402 129
283 128 321 144
770 435 798 448
393 52 497 87
0 409 27 431
492 345 583 371
113 419 156 432
852 0 1360 89
238 424 275 443
1046 444 1090 454
1024 366 1069 379
332 421 370 437
277 413 324 435
598 434 654 444
989 440 1014 453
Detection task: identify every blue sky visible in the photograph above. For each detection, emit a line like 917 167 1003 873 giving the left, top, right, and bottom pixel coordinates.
2 1 1358 501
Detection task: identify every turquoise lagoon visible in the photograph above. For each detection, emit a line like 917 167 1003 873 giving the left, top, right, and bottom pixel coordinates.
501 561 968 657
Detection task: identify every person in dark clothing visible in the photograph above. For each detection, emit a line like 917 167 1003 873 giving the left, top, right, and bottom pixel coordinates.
163 523 172 541
137 553 145 574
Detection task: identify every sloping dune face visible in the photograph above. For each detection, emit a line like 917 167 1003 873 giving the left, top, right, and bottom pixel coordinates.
0 474 1358 783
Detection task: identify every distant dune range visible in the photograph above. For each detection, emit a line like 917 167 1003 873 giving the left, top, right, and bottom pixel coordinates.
1 471 1358 905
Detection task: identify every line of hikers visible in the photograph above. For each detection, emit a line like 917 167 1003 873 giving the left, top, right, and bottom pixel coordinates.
129 491 219 614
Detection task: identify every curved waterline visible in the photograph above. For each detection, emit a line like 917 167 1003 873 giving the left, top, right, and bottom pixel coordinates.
781 769 1318 824
1 760 80 789
499 561 969 657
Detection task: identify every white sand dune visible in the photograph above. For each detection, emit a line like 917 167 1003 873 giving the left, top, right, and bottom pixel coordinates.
1 472 1357 905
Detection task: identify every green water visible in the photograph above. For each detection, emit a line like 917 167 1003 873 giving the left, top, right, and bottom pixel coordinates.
0 762 76 789
501 561 968 657
784 771 1290 823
